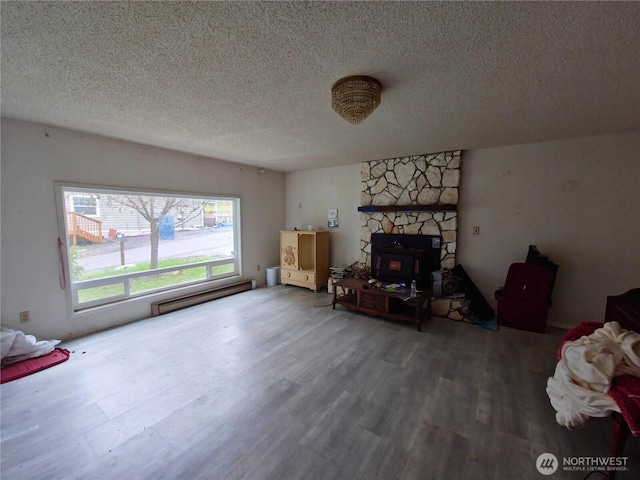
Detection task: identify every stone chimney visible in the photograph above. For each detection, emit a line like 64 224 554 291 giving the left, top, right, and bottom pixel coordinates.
359 151 461 270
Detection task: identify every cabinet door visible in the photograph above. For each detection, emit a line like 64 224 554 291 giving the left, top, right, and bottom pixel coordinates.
280 231 299 270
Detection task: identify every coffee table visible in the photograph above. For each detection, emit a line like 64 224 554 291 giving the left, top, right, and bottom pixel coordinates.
332 277 431 331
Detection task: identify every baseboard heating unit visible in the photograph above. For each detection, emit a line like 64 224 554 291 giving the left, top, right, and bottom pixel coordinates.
151 280 252 316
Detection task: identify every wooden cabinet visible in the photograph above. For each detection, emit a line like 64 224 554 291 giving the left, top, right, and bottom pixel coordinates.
280 230 329 291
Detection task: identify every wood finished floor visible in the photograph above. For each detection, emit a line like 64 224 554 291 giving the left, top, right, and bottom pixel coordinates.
1 285 638 480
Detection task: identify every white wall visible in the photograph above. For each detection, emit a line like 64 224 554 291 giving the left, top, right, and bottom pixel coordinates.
4 120 635 340
286 131 640 329
457 131 640 328
1 118 286 339
285 164 362 267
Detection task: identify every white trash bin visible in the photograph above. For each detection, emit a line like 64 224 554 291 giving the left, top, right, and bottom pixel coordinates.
266 266 280 287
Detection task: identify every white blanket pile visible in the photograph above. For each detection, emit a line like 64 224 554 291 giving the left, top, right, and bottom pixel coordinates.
0 327 60 366
546 321 640 429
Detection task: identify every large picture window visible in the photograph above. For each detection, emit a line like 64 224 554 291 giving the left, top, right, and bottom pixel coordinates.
56 183 241 312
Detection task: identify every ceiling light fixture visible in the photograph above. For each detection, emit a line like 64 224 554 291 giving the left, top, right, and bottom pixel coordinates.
331 75 381 125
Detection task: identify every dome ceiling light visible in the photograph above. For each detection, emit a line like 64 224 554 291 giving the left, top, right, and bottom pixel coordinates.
331 75 381 125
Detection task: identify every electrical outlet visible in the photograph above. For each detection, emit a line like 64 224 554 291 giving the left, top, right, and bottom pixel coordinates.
473 226 480 235
257 265 261 271
19 311 30 323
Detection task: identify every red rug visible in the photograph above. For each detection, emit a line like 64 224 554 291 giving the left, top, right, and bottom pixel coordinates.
1 348 70 384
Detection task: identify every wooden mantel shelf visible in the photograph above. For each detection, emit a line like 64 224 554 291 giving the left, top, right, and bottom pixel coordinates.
358 204 457 213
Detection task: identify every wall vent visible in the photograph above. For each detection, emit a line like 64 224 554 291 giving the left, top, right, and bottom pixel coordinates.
151 280 252 316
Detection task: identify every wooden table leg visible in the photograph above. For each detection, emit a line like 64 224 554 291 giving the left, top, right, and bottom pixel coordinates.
332 284 337 309
415 293 431 332
414 294 425 331
606 412 630 480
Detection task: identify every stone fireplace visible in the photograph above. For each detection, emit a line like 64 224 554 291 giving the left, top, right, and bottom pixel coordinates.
359 150 470 321
360 150 461 268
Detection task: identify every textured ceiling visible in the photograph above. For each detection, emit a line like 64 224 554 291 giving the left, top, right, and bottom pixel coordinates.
1 1 639 172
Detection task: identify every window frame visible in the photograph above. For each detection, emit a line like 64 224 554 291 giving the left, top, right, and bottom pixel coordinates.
55 182 242 313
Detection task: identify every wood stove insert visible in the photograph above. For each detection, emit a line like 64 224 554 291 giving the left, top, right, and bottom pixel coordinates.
370 233 442 288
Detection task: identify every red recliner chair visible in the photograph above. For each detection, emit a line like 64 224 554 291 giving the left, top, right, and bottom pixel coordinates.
495 263 556 333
